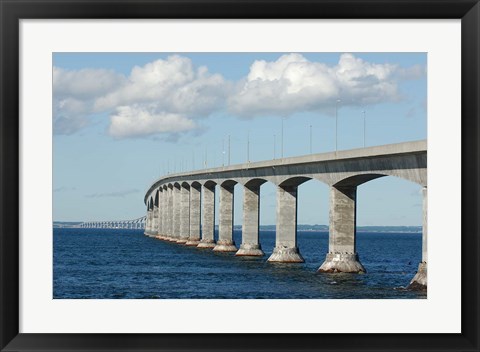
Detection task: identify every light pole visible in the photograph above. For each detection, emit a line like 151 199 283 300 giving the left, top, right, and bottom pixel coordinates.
228 135 231 166
204 146 207 169
309 125 312 154
281 117 284 158
247 131 250 163
362 109 366 148
335 99 341 152
273 134 276 159
222 139 225 166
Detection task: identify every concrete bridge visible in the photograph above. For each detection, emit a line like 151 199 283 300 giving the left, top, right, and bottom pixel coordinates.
144 140 427 290
80 216 146 229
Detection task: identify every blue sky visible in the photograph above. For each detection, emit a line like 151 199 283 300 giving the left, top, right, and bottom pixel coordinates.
53 52 426 225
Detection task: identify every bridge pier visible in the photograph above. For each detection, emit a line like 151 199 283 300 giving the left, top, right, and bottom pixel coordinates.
198 183 216 248
157 188 163 239
157 188 165 239
166 185 174 240
162 186 169 239
172 184 181 241
178 184 190 244
152 191 159 237
214 183 237 252
408 186 427 290
157 189 165 239
186 183 201 246
145 207 152 236
268 185 304 263
236 183 264 256
318 185 366 273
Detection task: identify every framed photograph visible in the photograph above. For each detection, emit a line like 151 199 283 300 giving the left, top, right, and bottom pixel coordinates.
1 0 479 351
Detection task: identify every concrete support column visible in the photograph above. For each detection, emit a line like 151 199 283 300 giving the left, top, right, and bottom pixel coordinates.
408 186 427 290
318 185 366 273
236 184 264 256
186 184 201 246
198 183 216 248
172 184 181 241
177 184 190 243
145 209 152 235
268 185 304 262
214 184 237 252
161 187 168 238
158 189 166 239
153 204 159 236
167 186 174 239
144 212 148 234
157 188 163 239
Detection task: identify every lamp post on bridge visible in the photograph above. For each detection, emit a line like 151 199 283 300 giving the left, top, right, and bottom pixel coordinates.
362 109 366 148
335 99 341 152
246 131 251 163
273 134 276 159
309 124 312 154
228 135 231 166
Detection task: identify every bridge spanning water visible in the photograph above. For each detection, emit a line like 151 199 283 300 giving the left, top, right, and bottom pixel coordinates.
144 141 427 290
80 216 146 229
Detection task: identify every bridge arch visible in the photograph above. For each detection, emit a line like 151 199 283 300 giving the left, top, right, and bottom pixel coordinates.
243 178 268 188
329 169 426 188
279 176 312 188
333 173 386 188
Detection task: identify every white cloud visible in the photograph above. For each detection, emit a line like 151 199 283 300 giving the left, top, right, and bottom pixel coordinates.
53 53 425 137
53 67 125 135
108 105 196 139
53 55 228 138
228 53 408 117
53 97 91 134
53 67 125 100
94 55 228 117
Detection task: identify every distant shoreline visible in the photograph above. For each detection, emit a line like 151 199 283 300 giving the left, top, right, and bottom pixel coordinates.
53 222 421 233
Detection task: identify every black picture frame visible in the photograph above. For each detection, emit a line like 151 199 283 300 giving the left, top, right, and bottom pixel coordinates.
1 0 479 351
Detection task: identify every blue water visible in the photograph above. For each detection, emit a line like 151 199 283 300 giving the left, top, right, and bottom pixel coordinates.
53 228 426 299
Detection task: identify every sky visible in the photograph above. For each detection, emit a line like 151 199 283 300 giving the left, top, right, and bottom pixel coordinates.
53 52 427 226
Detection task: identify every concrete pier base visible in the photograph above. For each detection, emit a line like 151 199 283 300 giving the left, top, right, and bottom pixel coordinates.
268 185 304 263
408 262 427 290
408 188 427 291
213 240 237 252
176 238 188 244
235 243 264 256
238 182 264 257
188 184 202 247
200 183 216 249
318 253 366 273
267 246 304 263
185 238 201 246
197 239 216 248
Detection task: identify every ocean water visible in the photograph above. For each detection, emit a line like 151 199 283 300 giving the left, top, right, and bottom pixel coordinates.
53 228 426 299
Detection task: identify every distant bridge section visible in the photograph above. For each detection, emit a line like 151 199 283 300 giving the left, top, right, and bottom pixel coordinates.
80 216 146 229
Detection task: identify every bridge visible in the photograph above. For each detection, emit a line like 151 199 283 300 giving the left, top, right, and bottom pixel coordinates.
143 140 427 290
80 216 146 229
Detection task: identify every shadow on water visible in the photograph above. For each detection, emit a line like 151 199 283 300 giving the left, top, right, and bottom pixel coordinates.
53 228 426 299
